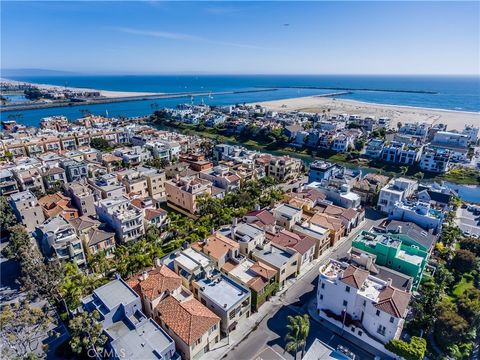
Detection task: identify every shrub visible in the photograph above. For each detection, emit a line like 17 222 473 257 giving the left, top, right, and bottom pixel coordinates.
385 337 427 360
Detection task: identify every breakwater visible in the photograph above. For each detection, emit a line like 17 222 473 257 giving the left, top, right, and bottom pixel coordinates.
257 85 438 94
0 88 279 112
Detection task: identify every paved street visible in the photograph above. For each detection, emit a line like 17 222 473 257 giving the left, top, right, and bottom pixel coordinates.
456 207 480 236
213 209 385 360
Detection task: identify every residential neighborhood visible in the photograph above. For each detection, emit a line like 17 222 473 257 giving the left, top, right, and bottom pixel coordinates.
0 105 479 360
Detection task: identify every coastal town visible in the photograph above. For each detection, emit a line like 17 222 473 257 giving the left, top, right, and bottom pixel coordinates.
1 101 480 360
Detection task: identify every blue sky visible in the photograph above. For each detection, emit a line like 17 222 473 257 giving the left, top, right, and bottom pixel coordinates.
2 1 479 75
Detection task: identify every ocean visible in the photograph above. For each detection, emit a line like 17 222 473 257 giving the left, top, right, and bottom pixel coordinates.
1 75 479 127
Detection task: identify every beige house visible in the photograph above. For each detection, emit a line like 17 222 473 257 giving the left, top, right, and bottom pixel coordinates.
155 295 220 360
165 176 212 216
252 243 299 289
192 232 242 271
9 191 45 232
127 263 184 317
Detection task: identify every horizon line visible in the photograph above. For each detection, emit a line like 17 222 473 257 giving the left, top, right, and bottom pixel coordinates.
2 70 479 77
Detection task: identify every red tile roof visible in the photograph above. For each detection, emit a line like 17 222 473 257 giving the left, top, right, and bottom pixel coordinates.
270 229 316 255
340 265 369 289
155 296 219 345
127 265 182 301
375 285 411 318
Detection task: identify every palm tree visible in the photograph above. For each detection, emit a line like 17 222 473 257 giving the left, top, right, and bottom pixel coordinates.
284 315 309 359
298 314 310 358
400 166 409 176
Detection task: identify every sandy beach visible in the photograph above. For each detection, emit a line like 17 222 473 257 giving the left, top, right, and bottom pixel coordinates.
254 95 480 131
1 78 161 99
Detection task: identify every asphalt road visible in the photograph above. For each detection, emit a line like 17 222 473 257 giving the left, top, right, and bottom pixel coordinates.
223 209 386 360
456 207 480 236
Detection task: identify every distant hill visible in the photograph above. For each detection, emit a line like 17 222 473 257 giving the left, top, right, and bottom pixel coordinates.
1 68 79 77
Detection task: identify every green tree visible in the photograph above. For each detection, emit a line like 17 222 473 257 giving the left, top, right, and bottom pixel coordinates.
385 337 427 360
457 287 480 327
284 315 310 359
451 249 477 274
60 262 105 310
0 196 17 240
434 300 470 347
0 300 57 359
413 171 425 180
1 224 30 260
460 237 480 256
400 166 409 176
69 310 107 356
90 138 112 151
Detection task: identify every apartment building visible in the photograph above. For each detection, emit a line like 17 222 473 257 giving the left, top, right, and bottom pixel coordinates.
365 139 385 159
317 260 411 348
67 181 96 216
252 242 299 289
419 147 450 173
41 167 67 190
267 156 302 182
165 176 212 215
35 215 86 266
226 259 278 310
273 203 303 231
13 167 46 194
60 159 88 182
389 200 444 234
171 248 215 290
69 216 116 258
377 178 417 214
199 165 241 192
0 169 19 196
268 229 317 273
9 190 45 232
219 221 265 258
154 294 220 360
96 196 145 243
192 232 242 271
192 272 251 334
352 230 428 290
89 173 126 199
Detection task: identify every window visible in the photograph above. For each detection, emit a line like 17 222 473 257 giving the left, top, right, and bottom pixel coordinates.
363 300 366 307
376 310 380 316
377 325 386 336
390 316 394 323
345 286 350 293
319 294 323 300
321 283 325 289
229 311 235 320
343 300 348 307
209 324 217 335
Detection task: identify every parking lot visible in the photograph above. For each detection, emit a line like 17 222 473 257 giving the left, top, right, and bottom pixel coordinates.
456 206 480 237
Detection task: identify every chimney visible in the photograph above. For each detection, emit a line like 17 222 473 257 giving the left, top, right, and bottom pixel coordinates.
154 258 162 268
140 270 149 281
254 204 260 211
397 225 402 234
386 278 392 286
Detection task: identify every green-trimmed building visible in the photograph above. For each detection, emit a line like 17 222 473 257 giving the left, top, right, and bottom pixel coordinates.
352 230 428 290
